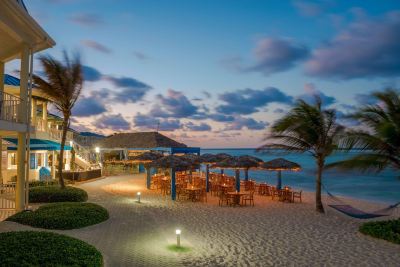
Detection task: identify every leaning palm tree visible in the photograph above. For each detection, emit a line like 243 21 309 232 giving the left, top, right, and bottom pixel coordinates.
258 96 345 213
327 89 400 173
32 52 83 188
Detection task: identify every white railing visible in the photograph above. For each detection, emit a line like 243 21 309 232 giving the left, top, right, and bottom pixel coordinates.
0 91 22 123
0 183 16 211
35 118 73 142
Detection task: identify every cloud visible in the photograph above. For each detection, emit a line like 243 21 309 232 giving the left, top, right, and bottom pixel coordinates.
203 91 211 98
104 76 152 103
133 113 182 131
133 51 150 61
208 114 235 122
305 11 400 79
292 0 331 17
244 37 310 75
216 87 293 115
82 65 102 82
149 89 198 118
69 13 103 26
93 114 130 131
354 93 378 105
296 83 336 106
184 122 212 131
81 40 112 54
73 97 107 117
225 116 269 131
273 108 285 114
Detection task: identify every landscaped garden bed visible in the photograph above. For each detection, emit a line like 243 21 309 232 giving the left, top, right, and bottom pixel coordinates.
29 186 88 203
360 219 400 245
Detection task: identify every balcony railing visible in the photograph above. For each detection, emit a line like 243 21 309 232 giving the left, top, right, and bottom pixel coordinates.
35 118 73 142
0 91 22 123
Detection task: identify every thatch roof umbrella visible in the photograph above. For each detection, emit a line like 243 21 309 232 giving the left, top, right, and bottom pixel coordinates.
238 155 263 181
199 153 233 192
214 153 233 175
259 158 301 190
151 155 192 200
131 152 163 189
213 156 258 192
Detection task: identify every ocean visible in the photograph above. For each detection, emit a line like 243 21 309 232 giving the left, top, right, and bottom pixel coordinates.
201 148 400 204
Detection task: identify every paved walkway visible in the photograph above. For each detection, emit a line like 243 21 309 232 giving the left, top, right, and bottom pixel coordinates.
1 174 400 267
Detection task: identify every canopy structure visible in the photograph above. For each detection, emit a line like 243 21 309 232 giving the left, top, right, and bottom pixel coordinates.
212 155 261 191
151 155 193 200
259 158 301 190
130 151 163 189
5 138 72 151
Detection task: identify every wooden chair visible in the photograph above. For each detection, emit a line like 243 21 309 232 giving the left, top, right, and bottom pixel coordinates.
242 191 255 206
292 190 302 203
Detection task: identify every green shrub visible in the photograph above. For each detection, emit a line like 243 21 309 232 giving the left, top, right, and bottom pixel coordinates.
29 180 59 188
359 219 400 244
7 202 109 230
0 231 103 266
29 186 88 203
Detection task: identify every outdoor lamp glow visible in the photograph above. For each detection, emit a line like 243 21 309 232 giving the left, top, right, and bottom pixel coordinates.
95 147 100 153
137 192 141 203
176 229 181 247
69 141 73 147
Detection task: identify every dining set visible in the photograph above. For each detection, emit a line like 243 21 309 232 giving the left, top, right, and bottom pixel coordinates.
258 183 302 203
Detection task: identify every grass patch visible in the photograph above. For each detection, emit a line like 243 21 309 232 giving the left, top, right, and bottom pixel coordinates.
7 202 109 230
166 245 191 253
0 231 102 267
359 219 400 244
29 186 88 203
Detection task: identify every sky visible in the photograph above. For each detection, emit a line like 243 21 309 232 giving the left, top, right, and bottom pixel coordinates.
6 0 400 148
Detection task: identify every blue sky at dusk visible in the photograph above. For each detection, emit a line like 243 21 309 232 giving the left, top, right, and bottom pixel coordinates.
6 0 400 147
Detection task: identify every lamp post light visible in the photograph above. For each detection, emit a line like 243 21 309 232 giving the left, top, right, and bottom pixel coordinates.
176 229 181 247
137 192 141 203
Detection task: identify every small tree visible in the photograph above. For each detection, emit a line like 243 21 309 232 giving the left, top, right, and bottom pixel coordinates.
258 97 345 213
33 52 83 188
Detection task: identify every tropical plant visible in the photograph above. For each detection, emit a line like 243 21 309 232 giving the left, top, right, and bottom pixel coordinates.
32 52 83 188
327 89 400 173
258 96 345 213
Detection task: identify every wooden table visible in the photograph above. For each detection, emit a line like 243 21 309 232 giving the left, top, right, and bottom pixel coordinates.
226 192 246 206
185 187 202 201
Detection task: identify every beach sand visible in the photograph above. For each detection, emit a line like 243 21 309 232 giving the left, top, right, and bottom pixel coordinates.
1 174 399 267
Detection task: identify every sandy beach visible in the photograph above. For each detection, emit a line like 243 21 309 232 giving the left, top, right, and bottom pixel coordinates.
1 174 399 267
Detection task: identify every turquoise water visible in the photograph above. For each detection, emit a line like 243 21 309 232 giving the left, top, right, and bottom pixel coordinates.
201 149 400 204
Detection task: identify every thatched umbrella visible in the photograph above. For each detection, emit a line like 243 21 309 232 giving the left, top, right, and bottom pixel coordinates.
199 153 233 192
151 155 192 200
238 155 263 181
131 151 163 189
259 158 301 190
213 156 258 192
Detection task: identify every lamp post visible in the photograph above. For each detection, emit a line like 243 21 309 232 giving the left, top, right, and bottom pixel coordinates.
176 229 181 247
137 192 141 203
95 147 100 164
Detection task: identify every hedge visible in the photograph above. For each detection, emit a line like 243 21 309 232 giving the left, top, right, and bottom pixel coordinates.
360 219 400 245
29 186 88 203
0 231 103 266
7 202 109 230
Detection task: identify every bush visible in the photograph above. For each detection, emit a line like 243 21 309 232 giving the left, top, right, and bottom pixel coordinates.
7 202 109 230
0 231 103 266
29 180 59 188
29 186 88 203
359 219 400 244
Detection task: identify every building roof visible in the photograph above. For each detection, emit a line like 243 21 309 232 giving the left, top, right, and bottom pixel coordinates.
4 74 20 86
80 132 105 138
96 132 187 149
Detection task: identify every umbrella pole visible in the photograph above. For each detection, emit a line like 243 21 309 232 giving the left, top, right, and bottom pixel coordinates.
146 166 151 190
206 164 210 192
245 169 249 181
235 169 240 192
220 169 224 175
171 167 176 200
277 170 282 190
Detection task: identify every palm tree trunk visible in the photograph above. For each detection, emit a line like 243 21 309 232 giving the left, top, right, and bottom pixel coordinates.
58 116 69 189
316 157 325 213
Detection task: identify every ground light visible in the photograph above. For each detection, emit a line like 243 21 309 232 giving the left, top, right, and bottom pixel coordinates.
176 229 181 247
137 192 141 203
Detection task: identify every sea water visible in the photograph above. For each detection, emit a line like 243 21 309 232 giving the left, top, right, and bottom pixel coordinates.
201 149 400 204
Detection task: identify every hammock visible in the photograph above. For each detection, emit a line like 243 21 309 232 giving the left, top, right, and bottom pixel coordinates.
323 185 400 219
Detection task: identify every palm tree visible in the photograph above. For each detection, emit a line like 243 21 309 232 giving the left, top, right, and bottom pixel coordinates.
258 97 345 213
32 52 83 188
327 89 400 173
